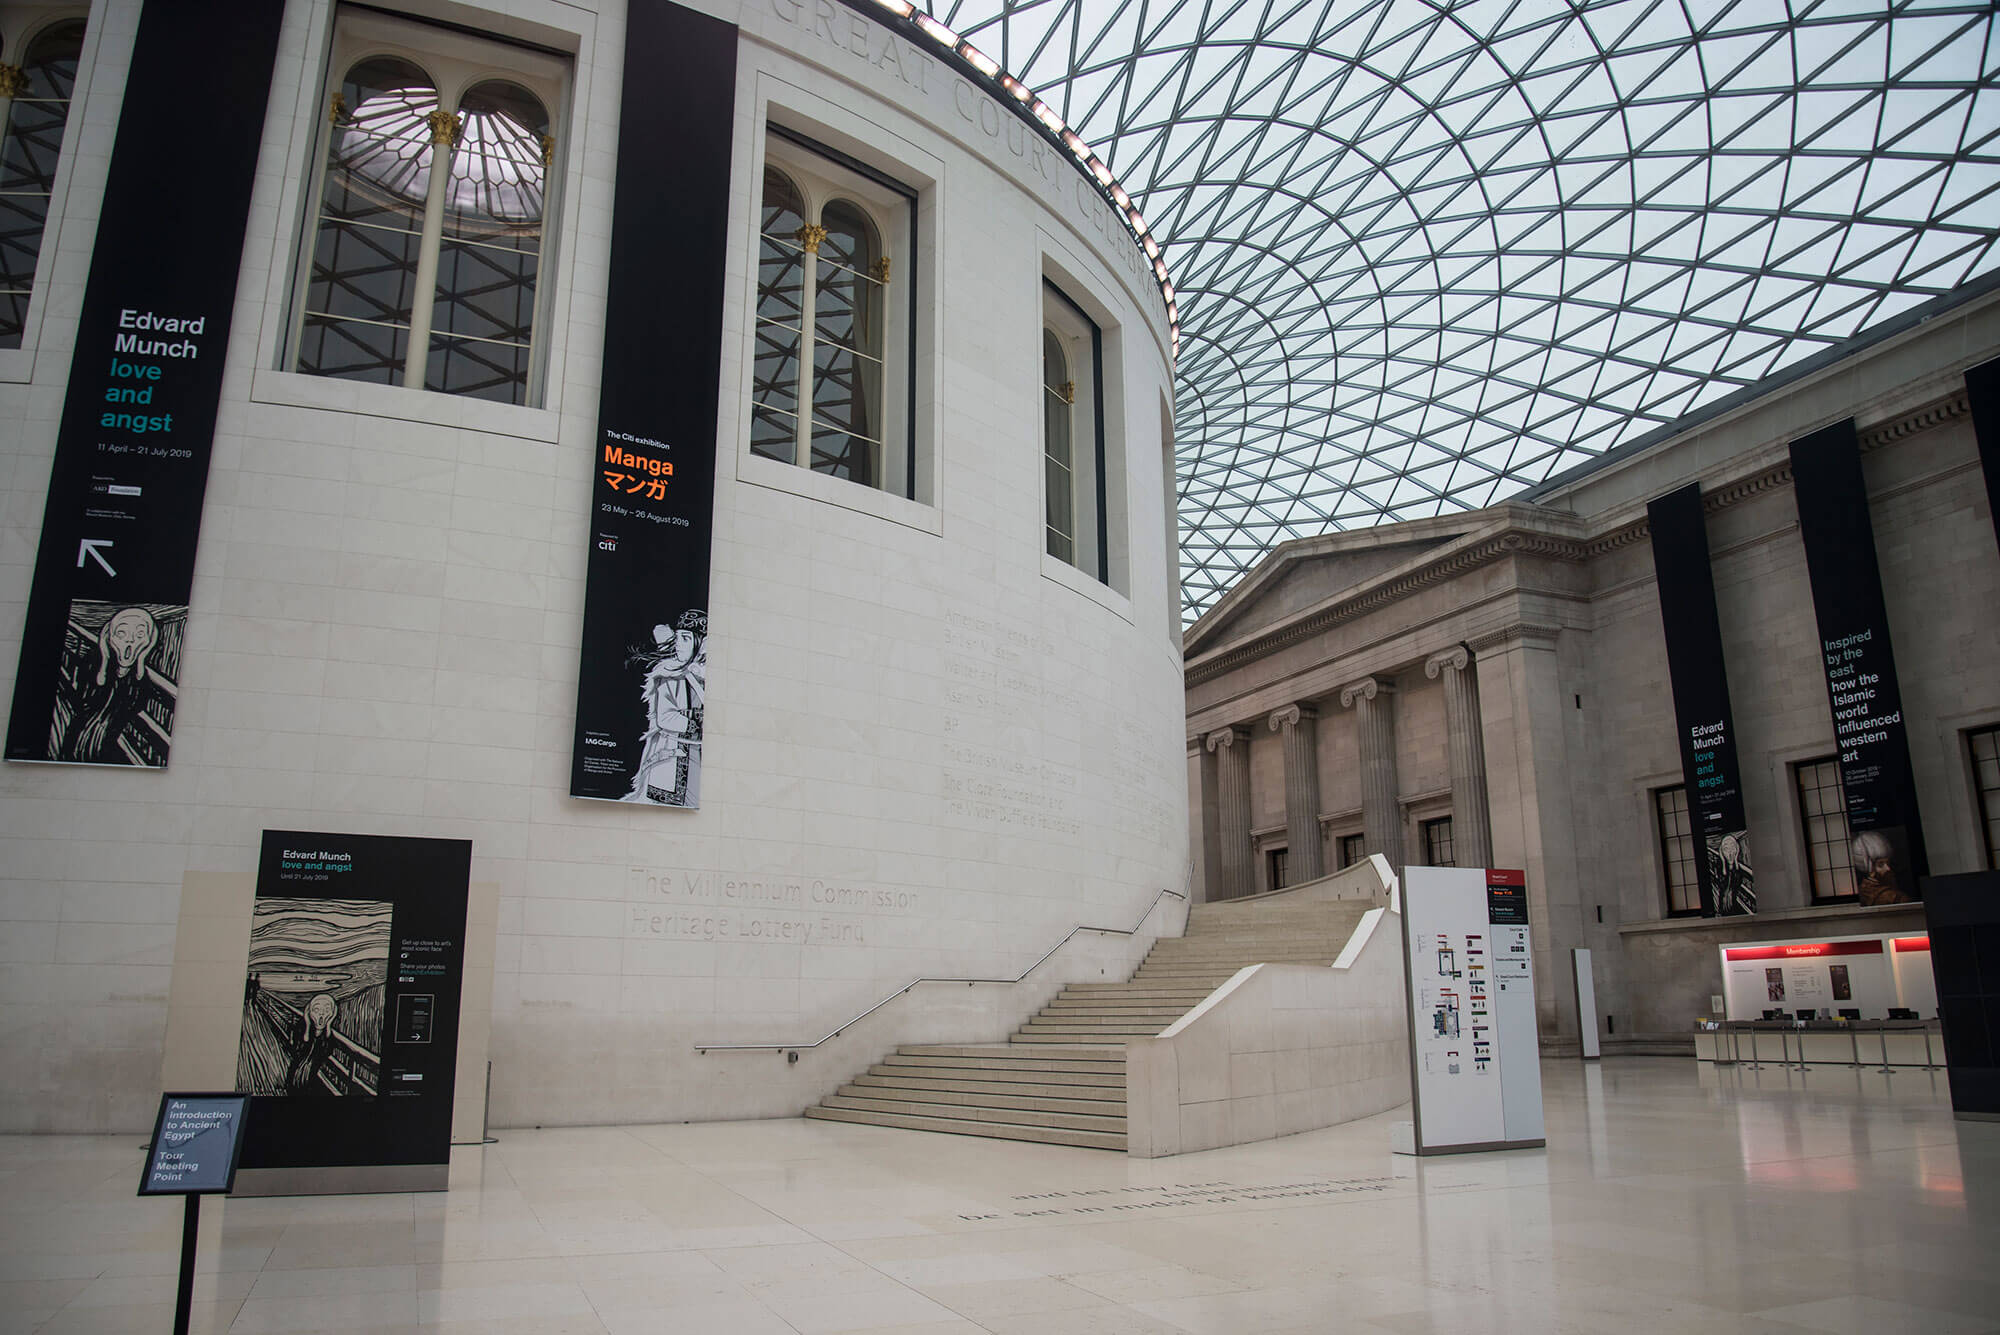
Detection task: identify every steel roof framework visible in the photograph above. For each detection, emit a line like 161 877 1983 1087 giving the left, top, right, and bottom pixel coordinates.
933 0 2000 622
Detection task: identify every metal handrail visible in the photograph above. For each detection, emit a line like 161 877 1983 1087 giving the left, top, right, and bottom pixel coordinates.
694 870 1192 1053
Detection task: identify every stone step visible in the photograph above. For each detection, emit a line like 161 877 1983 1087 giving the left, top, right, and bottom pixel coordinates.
1016 1026 1161 1039
850 1074 1124 1106
895 1043 1124 1064
872 1060 1124 1088
805 1103 1125 1151
1012 1032 1141 1044
821 1093 1125 1135
1040 1004 1188 1018
1031 1010 1183 1025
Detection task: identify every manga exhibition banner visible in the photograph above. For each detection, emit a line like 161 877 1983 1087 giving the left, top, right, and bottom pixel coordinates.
567 1 737 808
1648 482 1755 915
4 0 283 768
1789 419 1928 904
234 832 469 1180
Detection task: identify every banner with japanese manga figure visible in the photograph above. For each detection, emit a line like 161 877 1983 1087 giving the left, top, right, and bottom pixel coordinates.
567 1 736 806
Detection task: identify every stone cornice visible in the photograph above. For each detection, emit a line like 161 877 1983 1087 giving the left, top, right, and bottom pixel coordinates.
1183 528 1587 687
1577 391 1969 559
1182 388 1970 690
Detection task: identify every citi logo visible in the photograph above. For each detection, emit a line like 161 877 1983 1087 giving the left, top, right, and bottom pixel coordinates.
596 534 617 551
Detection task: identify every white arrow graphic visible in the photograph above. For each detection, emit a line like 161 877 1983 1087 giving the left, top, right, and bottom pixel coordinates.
77 538 116 576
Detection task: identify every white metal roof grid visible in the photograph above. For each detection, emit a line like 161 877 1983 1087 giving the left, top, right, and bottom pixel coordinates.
932 0 2000 623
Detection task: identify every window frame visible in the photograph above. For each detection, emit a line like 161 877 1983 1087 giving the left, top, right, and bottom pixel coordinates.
0 6 91 367
1653 784 1702 917
283 8 569 407
1337 831 1366 871
1041 278 1106 581
753 124 918 500
1969 724 2000 871
1421 815 1455 868
1794 756 1857 904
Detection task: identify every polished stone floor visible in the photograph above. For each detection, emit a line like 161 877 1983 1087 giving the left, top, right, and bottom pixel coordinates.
3 1059 1996 1333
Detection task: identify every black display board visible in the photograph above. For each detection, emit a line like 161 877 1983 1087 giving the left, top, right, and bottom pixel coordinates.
1968 357 2000 554
1923 871 2000 1120
138 1093 249 1196
1789 419 1928 904
1647 482 1756 915
234 832 470 1180
567 1 737 808
4 0 284 769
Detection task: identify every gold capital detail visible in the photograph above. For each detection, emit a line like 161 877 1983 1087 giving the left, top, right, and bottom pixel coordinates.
0 64 30 99
1059 381 1076 405
872 256 891 284
328 91 349 124
426 109 463 147
796 223 828 255
540 133 556 167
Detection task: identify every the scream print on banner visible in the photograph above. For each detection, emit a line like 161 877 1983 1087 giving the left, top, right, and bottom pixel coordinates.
49 601 187 766
1648 482 1756 915
567 2 736 807
4 0 283 768
236 899 393 1097
1789 419 1928 904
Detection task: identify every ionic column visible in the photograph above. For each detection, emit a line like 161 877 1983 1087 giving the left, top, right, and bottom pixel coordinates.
1340 677 1402 876
1268 704 1323 883
1206 725 1253 900
1426 645 1493 869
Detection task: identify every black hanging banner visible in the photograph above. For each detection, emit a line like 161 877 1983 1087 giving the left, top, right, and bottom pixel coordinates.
568 0 737 808
1967 357 2000 554
1788 419 1928 904
1648 482 1756 915
4 0 284 769
234 831 470 1190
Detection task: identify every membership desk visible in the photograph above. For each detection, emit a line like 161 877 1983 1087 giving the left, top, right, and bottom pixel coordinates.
1695 926 1939 1068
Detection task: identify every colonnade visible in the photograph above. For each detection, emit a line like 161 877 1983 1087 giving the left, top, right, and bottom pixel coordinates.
1195 645 1493 899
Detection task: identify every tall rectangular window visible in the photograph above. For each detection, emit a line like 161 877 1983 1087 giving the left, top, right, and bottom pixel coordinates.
754 128 915 497
1971 726 2000 870
1042 280 1107 582
1654 786 1701 916
1796 758 1855 902
1421 816 1454 867
1266 847 1288 892
1338 833 1365 870
289 10 566 405
0 14 86 348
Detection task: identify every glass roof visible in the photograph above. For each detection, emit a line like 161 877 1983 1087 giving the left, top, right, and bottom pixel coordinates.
933 0 2000 624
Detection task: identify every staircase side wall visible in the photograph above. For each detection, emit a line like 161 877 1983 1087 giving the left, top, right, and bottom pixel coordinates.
1125 907 1409 1156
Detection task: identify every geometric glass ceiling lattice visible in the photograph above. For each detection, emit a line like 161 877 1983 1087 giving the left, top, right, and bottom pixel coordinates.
934 0 2000 623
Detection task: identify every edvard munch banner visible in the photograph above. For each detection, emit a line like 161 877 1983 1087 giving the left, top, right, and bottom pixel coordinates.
1648 482 1755 916
568 1 736 808
6 0 283 767
1788 419 1928 904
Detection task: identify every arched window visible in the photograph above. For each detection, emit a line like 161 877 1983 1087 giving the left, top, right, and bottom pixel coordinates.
292 15 563 406
1043 329 1074 563
0 16 87 348
752 134 911 495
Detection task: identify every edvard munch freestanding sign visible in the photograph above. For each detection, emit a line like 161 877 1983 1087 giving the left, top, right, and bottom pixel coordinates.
5 0 283 769
568 0 736 809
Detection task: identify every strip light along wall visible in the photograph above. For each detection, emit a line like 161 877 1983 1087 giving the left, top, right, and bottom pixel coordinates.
848 0 1179 358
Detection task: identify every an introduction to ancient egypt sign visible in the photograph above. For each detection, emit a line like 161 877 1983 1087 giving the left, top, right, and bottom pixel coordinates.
1788 419 1928 904
1647 482 1756 915
568 0 736 808
4 0 283 769
138 1093 249 1196
234 832 469 1188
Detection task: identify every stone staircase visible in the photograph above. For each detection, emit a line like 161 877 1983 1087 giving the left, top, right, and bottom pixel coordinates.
804 892 1376 1150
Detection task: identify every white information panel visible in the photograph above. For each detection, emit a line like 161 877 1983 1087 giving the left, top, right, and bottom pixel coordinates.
1401 866 1546 1154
